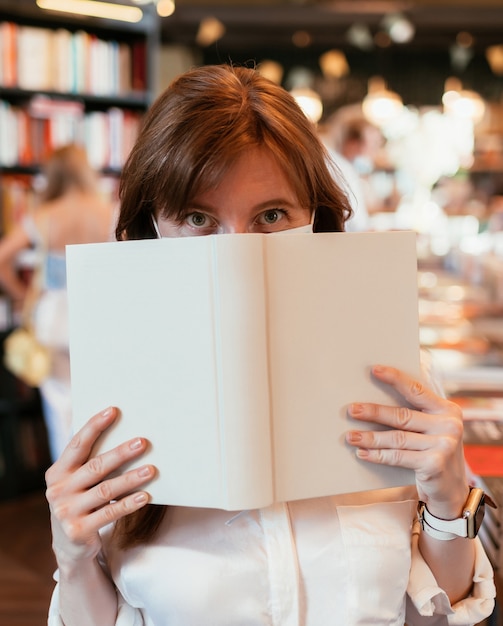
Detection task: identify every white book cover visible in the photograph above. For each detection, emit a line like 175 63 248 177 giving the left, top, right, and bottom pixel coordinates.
67 231 420 510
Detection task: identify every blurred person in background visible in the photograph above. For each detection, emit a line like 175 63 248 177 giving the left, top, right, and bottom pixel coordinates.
319 108 386 231
0 144 114 461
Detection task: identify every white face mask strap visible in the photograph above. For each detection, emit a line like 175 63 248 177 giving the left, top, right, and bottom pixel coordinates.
273 211 315 235
151 213 163 239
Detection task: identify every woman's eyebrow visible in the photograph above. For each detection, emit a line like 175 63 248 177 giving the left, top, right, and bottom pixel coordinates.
252 198 300 210
188 197 300 212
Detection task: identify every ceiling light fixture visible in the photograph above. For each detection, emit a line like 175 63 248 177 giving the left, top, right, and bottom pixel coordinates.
196 17 225 47
345 22 373 50
380 12 415 44
156 0 175 17
290 87 323 124
442 78 486 125
362 76 403 127
449 43 474 72
292 30 312 48
319 49 349 78
131 0 175 17
486 45 503 76
258 60 284 85
36 0 143 23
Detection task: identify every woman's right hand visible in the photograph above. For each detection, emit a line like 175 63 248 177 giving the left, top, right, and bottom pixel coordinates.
45 406 155 568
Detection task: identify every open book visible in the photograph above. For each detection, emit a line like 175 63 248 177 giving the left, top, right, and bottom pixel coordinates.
67 231 420 510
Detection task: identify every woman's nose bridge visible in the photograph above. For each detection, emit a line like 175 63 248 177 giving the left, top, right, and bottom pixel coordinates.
219 220 250 234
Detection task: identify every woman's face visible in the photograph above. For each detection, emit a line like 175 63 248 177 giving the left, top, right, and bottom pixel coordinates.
155 147 311 237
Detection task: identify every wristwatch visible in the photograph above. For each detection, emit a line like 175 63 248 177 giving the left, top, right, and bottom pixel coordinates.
417 487 497 540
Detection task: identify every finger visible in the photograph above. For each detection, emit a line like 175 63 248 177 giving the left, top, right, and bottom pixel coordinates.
371 365 456 415
350 443 465 488
62 463 156 519
346 428 433 452
56 407 119 471
60 490 152 543
346 426 463 479
67 436 151 493
348 400 462 436
352 446 436 472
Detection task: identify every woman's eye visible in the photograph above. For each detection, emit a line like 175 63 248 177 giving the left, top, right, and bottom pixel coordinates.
262 209 283 224
187 212 208 227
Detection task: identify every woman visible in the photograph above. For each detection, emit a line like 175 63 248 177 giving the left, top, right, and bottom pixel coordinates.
0 144 114 460
46 65 495 625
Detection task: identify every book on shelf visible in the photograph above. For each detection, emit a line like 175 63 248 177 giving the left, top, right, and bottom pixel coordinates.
132 40 146 91
441 366 503 396
462 417 503 477
51 28 73 93
67 231 420 510
119 42 133 94
0 21 144 97
16 26 52 91
0 96 143 169
451 394 503 421
0 21 17 88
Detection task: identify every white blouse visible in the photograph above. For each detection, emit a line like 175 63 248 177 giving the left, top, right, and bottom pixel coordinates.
48 485 495 626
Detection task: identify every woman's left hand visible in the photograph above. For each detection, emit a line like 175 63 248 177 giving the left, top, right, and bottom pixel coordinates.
346 364 469 519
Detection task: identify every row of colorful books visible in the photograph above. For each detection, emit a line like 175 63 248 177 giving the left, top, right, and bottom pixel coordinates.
0 97 142 171
0 22 146 95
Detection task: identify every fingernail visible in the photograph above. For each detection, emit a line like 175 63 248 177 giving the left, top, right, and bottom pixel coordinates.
130 438 143 451
101 407 114 418
138 465 152 478
349 403 363 416
134 493 148 504
356 448 370 458
372 365 385 374
346 431 362 443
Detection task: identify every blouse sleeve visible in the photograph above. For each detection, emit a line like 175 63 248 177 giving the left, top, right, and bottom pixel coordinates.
405 520 496 625
47 571 146 626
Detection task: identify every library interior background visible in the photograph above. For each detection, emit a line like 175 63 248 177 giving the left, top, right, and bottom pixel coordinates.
1 0 503 624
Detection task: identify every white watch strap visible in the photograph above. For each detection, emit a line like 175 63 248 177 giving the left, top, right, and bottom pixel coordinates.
421 517 459 540
420 504 468 539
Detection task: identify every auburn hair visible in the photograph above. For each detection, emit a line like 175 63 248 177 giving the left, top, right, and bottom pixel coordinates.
116 64 351 241
41 144 100 202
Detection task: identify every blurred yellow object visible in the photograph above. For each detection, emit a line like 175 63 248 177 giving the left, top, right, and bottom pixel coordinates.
4 326 51 387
